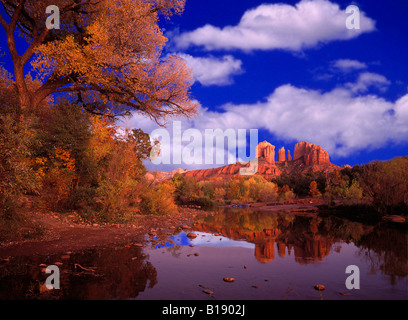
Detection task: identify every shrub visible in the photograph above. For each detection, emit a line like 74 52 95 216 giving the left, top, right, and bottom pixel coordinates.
139 181 178 215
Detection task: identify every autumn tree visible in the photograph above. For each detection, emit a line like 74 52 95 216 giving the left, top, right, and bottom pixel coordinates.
359 157 408 213
309 181 321 198
0 0 197 122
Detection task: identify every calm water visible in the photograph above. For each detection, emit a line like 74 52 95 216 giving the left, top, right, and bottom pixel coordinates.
0 208 407 300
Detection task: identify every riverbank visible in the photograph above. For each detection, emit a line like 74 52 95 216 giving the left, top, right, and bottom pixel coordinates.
1 198 406 260
0 207 210 259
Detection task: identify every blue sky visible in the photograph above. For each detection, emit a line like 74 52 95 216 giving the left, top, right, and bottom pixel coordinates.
1 0 408 171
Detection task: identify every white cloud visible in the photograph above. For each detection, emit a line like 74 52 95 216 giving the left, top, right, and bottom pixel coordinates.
174 0 376 52
332 59 367 72
196 84 407 158
346 72 391 93
176 53 243 86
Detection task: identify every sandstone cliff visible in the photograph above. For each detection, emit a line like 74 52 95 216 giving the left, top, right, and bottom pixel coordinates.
183 140 339 180
256 141 275 163
278 147 286 162
294 141 330 165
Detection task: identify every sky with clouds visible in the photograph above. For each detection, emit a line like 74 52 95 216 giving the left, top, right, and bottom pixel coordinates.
126 0 408 171
127 0 408 170
2 0 406 172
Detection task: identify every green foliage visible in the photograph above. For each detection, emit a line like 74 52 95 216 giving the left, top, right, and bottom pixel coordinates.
357 157 408 214
272 172 326 197
323 158 407 214
0 115 38 215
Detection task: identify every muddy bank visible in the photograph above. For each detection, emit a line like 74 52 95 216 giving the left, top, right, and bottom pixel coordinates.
0 208 208 259
225 198 327 216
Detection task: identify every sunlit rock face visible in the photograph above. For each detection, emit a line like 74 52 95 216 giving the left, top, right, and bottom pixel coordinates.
293 141 330 165
287 150 292 162
278 147 286 162
256 141 275 164
182 140 339 181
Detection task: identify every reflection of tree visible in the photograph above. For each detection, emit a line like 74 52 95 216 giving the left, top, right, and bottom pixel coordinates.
194 208 408 285
63 247 158 299
164 243 183 259
0 246 158 300
356 226 408 285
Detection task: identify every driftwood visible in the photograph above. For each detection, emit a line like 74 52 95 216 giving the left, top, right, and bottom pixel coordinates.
74 263 96 272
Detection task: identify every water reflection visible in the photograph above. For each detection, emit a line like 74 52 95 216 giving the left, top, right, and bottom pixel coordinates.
0 208 406 299
193 208 408 281
0 246 157 299
169 231 255 248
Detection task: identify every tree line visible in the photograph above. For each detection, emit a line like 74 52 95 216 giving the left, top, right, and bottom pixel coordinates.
170 158 408 215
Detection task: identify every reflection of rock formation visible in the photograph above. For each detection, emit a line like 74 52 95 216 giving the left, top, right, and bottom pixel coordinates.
278 242 286 258
255 240 276 263
194 215 334 264
194 208 408 283
253 229 281 263
292 235 332 264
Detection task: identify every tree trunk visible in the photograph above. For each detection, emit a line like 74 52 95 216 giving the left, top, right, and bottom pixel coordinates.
13 60 32 122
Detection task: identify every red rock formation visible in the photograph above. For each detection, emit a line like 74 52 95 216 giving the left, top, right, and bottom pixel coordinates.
287 150 292 162
256 141 275 163
293 141 310 160
278 147 285 162
168 141 339 181
294 141 330 165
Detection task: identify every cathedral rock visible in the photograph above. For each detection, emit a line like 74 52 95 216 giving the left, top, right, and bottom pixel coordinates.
183 141 339 180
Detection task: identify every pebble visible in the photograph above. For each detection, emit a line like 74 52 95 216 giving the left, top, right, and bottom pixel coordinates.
133 243 144 247
187 233 197 239
314 284 325 291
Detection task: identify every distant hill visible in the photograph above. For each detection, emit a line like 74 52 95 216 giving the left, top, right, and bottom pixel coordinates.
145 168 190 182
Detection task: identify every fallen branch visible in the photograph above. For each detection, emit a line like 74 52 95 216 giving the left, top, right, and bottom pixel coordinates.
74 263 96 272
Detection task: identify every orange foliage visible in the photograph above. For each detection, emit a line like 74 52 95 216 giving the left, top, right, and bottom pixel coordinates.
42 147 77 209
2 0 197 122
